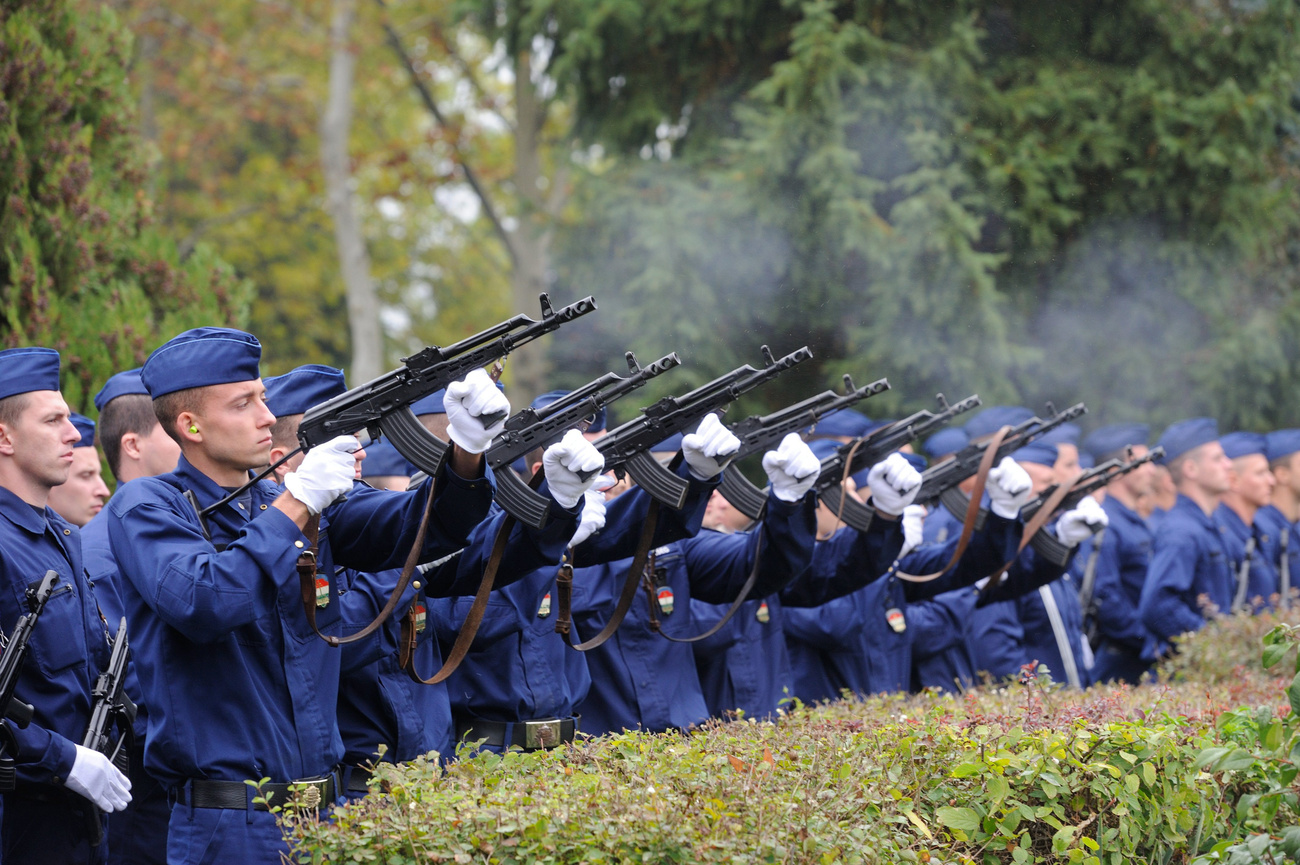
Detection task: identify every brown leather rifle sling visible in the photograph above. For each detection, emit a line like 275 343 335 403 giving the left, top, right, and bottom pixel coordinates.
975 475 1080 604
297 474 438 647
398 465 545 684
556 500 662 651
891 426 1010 585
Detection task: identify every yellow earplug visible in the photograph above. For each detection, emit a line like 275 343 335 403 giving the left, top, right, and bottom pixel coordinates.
189 425 199 434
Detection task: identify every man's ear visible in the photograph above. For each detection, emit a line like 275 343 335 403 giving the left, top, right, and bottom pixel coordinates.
0 422 15 457
529 460 543 477
176 411 202 445
120 431 143 463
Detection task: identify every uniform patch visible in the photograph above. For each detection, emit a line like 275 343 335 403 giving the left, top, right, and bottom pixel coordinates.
315 576 330 608
657 587 674 615
413 602 427 633
537 593 552 618
885 607 906 633
755 601 770 624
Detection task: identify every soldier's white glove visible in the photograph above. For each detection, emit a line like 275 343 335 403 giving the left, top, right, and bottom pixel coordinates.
444 369 511 454
866 453 922 516
681 414 741 481
762 434 822 502
285 435 361 516
569 486 608 548
900 504 926 558
987 456 1033 519
543 429 606 510
67 745 132 812
1055 495 1109 547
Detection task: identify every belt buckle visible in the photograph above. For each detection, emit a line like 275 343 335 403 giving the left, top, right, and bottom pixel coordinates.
523 719 559 749
293 774 333 809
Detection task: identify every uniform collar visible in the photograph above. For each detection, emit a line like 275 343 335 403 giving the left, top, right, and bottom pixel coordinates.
1174 493 1218 529
0 484 54 535
1215 503 1249 537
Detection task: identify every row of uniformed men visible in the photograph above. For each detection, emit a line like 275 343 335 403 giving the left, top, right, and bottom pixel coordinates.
0 328 1111 865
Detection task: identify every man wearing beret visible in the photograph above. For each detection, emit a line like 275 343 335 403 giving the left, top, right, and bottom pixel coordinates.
0 348 132 864
1258 430 1300 606
79 368 179 865
102 329 598 863
1139 419 1235 645
46 415 111 529
1080 423 1161 684
1215 432 1278 613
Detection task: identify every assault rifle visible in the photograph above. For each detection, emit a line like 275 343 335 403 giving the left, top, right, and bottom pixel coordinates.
201 294 597 518
595 345 814 508
0 570 61 792
1019 446 1164 566
814 394 984 532
485 351 682 528
82 617 136 845
716 374 892 520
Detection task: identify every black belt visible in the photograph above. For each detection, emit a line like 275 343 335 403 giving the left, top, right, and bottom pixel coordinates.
346 765 371 793
177 769 340 811
455 716 577 751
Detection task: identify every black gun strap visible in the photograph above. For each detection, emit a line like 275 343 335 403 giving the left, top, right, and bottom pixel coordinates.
976 474 1079 603
565 501 661 652
298 475 436 648
647 535 765 644
895 426 1009 584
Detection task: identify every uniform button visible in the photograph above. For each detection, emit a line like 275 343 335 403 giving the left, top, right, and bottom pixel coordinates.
295 541 305 549
63 529 71 535
238 503 246 510
260 504 268 510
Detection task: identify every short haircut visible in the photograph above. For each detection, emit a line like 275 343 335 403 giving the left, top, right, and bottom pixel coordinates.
271 414 302 451
100 394 159 480
1270 452 1299 474
0 393 30 429
153 386 208 445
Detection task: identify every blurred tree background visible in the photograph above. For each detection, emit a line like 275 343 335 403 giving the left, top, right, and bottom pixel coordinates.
12 0 1300 430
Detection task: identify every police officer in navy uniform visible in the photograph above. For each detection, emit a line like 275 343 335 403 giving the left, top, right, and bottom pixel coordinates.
0 348 131 865
1079 423 1160 685
1139 419 1235 647
1214 432 1278 613
1258 430 1300 605
103 328 594 863
79 368 178 865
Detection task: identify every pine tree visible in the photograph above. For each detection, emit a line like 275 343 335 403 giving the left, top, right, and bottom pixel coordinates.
0 0 250 413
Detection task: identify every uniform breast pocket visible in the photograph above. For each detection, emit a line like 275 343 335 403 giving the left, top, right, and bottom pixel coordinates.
25 582 88 674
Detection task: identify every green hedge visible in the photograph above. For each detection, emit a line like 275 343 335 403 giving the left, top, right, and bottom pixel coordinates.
275 613 1300 864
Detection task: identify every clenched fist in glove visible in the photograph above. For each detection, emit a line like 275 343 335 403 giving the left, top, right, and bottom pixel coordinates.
987 456 1033 519
900 504 926 558
67 744 132 812
445 368 512 454
762 434 822 502
543 429 606 510
681 414 741 481
285 435 361 516
1054 495 1109 547
866 452 923 516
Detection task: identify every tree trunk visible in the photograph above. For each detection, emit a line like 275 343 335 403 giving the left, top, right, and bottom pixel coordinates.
321 0 383 383
506 48 551 403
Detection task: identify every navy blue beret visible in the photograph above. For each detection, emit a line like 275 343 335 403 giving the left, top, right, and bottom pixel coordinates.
264 365 347 418
1012 442 1058 467
1156 418 1218 465
653 432 684 453
1081 423 1149 461
143 328 261 398
1220 431 1267 460
812 408 872 438
924 427 969 459
0 347 60 401
361 440 415 478
1037 423 1080 447
1266 430 1300 464
964 406 1034 440
70 413 95 448
93 367 148 412
1078 452 1095 470
530 389 607 433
